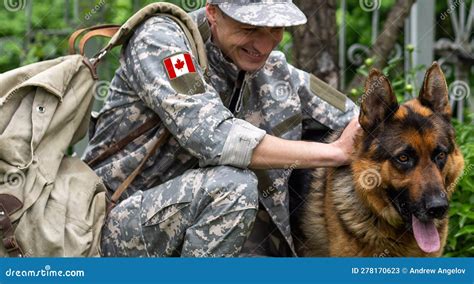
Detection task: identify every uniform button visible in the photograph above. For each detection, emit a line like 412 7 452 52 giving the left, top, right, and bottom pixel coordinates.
36 105 45 113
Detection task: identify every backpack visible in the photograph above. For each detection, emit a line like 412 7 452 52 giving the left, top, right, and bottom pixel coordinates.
0 2 207 257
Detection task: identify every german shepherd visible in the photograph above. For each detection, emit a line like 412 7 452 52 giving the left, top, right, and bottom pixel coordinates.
299 63 464 256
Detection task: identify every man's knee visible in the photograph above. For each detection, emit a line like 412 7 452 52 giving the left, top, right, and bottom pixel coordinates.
203 166 259 209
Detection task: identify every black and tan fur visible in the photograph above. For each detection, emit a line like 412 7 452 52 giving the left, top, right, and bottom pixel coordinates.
299 63 464 257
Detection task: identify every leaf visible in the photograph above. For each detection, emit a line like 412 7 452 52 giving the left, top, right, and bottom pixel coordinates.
388 57 403 65
454 225 474 238
356 68 369 77
391 80 404 87
459 215 467 228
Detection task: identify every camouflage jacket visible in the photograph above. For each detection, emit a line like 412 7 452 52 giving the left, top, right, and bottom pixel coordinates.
83 8 358 256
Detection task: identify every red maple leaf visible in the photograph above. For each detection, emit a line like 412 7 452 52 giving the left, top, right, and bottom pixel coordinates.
174 59 185 70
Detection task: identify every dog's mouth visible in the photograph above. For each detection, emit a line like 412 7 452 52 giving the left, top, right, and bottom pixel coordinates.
411 214 440 253
388 188 445 253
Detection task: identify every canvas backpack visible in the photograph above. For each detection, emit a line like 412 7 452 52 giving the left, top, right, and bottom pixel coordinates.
0 2 207 257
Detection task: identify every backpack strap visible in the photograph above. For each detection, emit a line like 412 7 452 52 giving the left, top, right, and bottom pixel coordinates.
68 24 120 55
74 3 208 72
78 27 120 55
109 130 171 206
80 3 207 204
0 194 24 257
86 116 160 168
102 3 207 69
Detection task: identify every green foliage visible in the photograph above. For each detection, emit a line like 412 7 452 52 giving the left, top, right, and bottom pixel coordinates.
445 114 474 257
0 0 206 73
335 0 397 86
349 45 424 102
277 31 293 61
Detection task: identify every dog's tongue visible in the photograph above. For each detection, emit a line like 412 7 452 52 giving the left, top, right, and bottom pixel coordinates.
412 215 440 253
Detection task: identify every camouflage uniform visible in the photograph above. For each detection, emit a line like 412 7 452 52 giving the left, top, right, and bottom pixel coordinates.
83 2 358 257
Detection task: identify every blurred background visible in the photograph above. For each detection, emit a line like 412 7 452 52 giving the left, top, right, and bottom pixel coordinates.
0 0 473 256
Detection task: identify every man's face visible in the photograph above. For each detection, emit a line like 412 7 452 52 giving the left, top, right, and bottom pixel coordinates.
206 5 284 72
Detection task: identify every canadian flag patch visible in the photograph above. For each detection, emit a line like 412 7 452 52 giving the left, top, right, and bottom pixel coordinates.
163 53 196 79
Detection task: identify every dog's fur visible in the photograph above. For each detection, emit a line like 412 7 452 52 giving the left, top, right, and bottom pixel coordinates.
298 63 464 257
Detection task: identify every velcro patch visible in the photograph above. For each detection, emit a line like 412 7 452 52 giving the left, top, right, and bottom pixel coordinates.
163 52 196 80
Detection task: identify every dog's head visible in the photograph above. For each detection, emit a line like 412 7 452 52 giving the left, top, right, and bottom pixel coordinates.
352 62 464 253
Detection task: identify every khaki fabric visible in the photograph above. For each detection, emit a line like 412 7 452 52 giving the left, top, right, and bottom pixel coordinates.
0 55 107 256
0 3 209 257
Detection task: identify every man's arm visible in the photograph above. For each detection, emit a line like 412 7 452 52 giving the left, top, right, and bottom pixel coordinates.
123 16 266 169
249 117 360 169
125 19 358 171
248 55 361 169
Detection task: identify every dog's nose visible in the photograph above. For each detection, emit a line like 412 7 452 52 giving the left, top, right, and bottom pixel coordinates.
425 194 449 219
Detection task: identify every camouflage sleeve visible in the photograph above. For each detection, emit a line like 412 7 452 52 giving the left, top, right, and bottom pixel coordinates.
123 16 266 168
289 64 359 130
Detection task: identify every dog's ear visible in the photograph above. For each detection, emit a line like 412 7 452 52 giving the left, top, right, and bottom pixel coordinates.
359 69 398 132
418 62 451 120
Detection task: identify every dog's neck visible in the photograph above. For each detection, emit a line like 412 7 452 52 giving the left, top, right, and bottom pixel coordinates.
331 167 408 254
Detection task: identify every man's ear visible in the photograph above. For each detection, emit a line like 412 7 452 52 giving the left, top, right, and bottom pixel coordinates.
418 62 451 120
359 69 399 132
206 4 218 26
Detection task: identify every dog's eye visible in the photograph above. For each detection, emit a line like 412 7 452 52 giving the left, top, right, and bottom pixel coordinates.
436 152 447 162
397 154 409 164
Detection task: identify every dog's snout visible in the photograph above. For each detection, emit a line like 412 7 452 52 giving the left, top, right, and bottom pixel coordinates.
425 194 448 219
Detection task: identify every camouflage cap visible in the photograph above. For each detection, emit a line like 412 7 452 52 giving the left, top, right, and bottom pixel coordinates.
207 0 307 27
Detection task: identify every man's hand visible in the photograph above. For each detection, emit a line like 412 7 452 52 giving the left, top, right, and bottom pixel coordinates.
329 117 361 166
249 117 361 169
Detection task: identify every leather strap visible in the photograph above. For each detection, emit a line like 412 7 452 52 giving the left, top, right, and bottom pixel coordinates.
100 3 208 71
0 194 24 257
68 24 120 55
78 27 120 55
87 116 161 168
110 129 171 204
86 116 170 208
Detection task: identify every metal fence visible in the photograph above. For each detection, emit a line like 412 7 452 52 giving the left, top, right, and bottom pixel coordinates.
338 0 473 122
1 0 473 123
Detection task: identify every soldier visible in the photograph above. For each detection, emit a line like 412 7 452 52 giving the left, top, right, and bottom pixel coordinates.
83 0 360 257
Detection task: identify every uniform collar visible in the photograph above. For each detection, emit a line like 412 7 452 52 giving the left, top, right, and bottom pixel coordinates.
206 39 241 84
